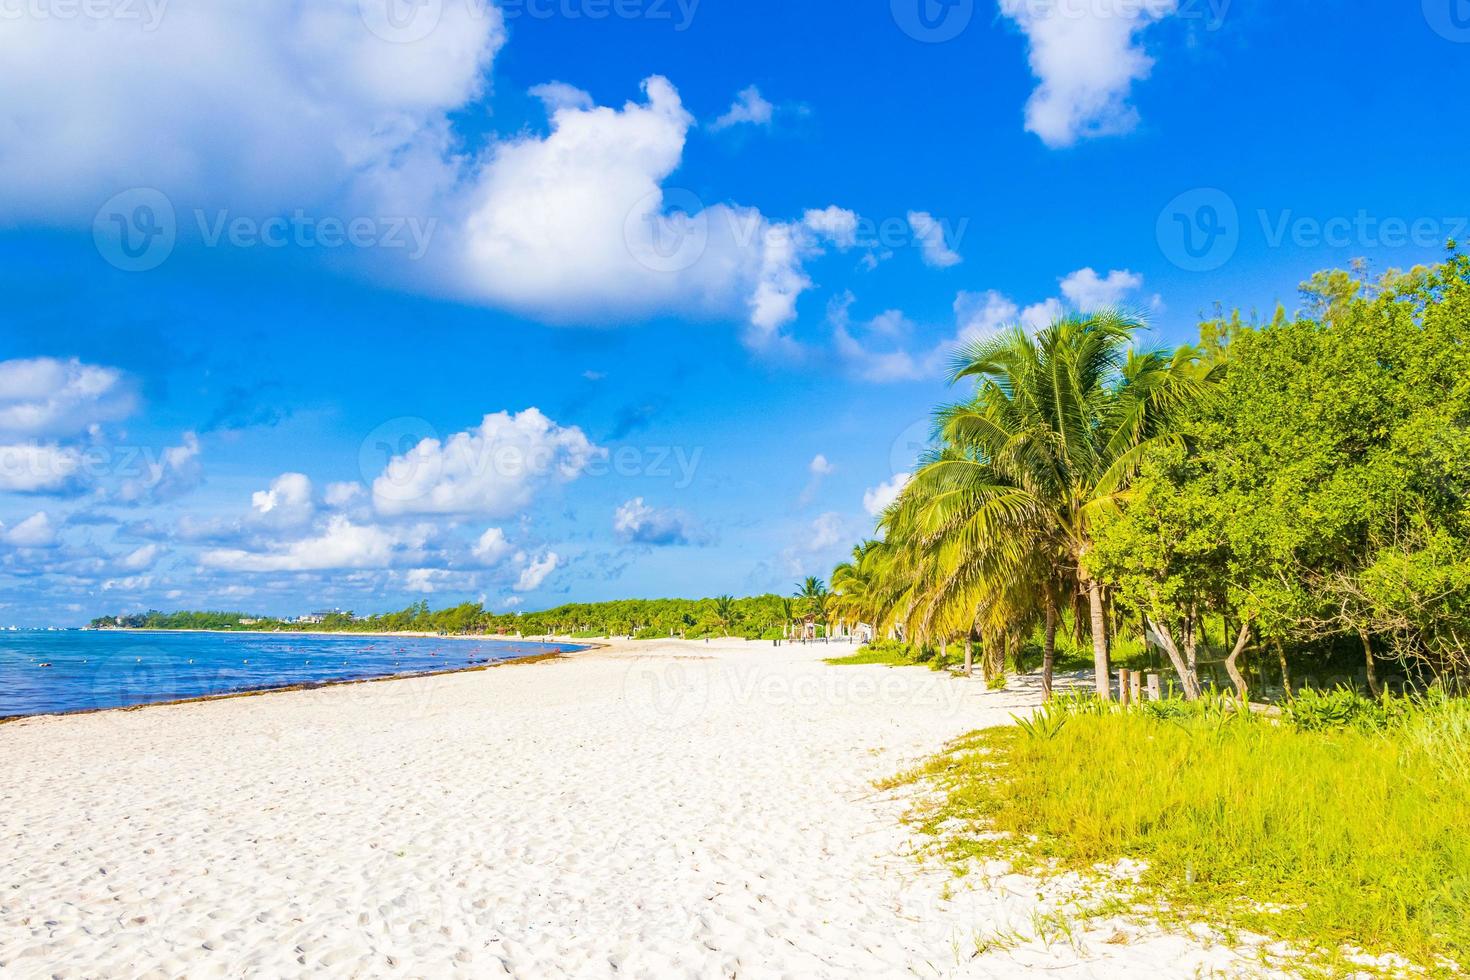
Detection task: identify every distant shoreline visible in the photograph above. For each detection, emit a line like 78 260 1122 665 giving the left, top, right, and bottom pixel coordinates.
87 627 568 643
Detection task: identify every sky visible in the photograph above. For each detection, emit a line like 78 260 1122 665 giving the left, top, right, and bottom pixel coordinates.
0 0 1466 625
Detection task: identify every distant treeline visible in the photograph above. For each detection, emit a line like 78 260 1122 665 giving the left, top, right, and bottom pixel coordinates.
89 594 826 641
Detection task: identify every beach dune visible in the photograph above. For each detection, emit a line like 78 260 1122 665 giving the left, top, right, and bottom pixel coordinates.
1 638 1261 978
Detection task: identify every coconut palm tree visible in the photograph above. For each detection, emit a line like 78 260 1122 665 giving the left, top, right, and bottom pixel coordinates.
712 595 738 636
898 311 1215 698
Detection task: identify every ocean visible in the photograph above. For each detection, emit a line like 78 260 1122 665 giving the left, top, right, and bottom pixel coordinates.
0 630 581 719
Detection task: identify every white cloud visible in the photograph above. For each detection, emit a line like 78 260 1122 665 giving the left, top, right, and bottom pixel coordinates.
1 512 58 548
840 267 1151 384
954 290 1021 345
829 294 927 383
404 568 452 594
456 78 750 321
809 454 835 476
1058 266 1144 309
803 206 860 250
711 85 774 130
1000 0 1177 148
514 551 560 592
529 81 594 113
613 498 708 546
779 512 847 576
116 432 202 503
119 543 160 571
863 473 912 517
0 444 83 493
250 472 315 529
472 527 513 565
907 211 962 268
0 0 505 219
324 481 365 508
201 516 408 573
0 358 135 438
450 77 846 352
372 408 603 517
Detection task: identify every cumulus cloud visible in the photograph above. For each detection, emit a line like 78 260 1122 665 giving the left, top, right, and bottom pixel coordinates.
324 481 365 509
829 294 927 383
200 516 413 573
2 7 865 354
779 512 847 576
613 497 709 546
0 444 84 493
1058 266 1145 309
115 432 203 504
529 81 595 113
0 358 135 438
514 551 560 592
250 472 315 529
1 512 58 548
711 85 774 130
472 527 513 565
441 76 859 351
907 211 962 268
839 267 1150 384
1000 0 1177 148
802 206 860 250
372 408 603 517
0 0 505 219
119 543 160 571
863 473 912 517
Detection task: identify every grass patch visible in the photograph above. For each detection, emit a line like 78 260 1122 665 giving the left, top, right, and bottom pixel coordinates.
824 645 916 666
897 695 1470 976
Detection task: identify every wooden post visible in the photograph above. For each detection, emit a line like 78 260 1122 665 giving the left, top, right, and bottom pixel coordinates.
1117 669 1130 705
1130 671 1143 704
1146 673 1161 702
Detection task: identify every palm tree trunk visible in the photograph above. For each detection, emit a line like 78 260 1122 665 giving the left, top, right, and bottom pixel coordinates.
1042 597 1057 701
964 638 973 677
1085 578 1110 699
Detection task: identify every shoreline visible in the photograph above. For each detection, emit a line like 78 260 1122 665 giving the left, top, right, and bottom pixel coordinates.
85 627 546 642
0 648 572 727
1 632 600 726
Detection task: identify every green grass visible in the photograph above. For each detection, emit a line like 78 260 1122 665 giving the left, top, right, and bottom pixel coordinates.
824 645 915 666
895 696 1470 976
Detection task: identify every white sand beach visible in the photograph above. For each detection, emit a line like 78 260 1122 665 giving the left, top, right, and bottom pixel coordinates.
0 639 1269 978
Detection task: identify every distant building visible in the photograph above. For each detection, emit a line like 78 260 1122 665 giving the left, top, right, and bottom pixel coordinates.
297 610 351 626
239 618 260 626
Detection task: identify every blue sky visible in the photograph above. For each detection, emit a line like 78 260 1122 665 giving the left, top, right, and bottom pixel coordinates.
0 0 1466 625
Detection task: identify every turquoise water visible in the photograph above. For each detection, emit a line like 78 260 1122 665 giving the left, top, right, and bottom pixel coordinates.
0 631 580 718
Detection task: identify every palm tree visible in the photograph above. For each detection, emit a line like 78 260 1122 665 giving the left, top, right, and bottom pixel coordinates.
898 311 1214 699
794 576 832 637
712 595 738 636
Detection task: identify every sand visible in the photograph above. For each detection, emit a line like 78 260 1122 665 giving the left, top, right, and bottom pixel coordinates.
0 638 1272 978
